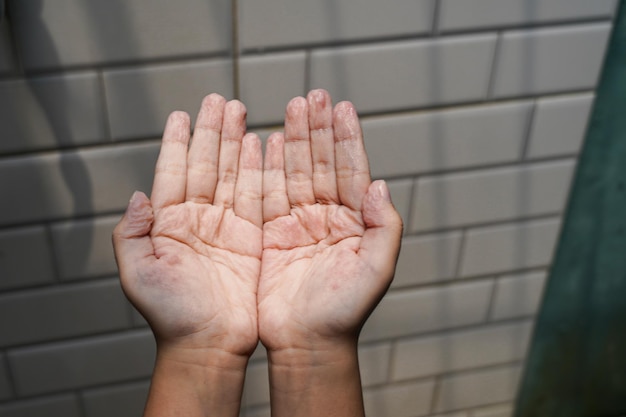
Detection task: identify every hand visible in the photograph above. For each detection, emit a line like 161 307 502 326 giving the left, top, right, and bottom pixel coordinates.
258 90 403 353
112 94 263 357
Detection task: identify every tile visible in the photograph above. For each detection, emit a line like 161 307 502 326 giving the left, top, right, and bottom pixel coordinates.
492 24 611 98
9 329 155 396
0 21 17 75
392 232 463 288
0 141 159 226
411 160 575 232
459 218 561 277
239 52 307 126
240 0 435 50
9 0 231 70
0 354 12 400
490 271 547 320
471 403 514 417
434 365 522 412
0 226 56 290
526 94 594 158
82 380 150 417
363 101 533 178
387 179 413 228
361 280 493 341
392 321 532 381
359 343 391 387
363 380 435 417
242 361 269 407
0 394 81 417
439 0 617 32
0 278 131 346
104 59 233 140
0 73 107 154
310 35 497 114
51 215 120 280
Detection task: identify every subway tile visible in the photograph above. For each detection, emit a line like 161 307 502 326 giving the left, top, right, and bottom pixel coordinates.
0 141 159 226
411 160 575 232
0 354 12 400
392 321 532 381
363 101 533 178
439 0 617 32
239 52 307 126
9 0 231 70
471 403 514 417
240 0 435 50
82 380 150 417
104 60 233 140
526 94 594 158
0 73 107 154
9 329 155 396
310 35 497 114
490 271 547 320
359 343 391 387
361 280 493 341
0 279 131 346
0 22 16 75
51 215 120 280
387 179 413 228
363 380 435 417
393 232 463 288
460 218 561 277
243 361 269 407
434 365 522 412
492 24 611 98
0 226 56 290
0 394 81 417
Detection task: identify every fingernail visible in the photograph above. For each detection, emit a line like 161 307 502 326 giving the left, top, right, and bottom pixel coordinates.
377 180 392 203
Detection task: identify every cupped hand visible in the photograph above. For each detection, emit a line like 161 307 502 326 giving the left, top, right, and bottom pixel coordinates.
112 95 263 357
258 90 403 352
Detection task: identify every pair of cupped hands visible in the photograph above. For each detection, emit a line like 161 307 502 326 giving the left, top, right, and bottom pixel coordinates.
112 89 403 361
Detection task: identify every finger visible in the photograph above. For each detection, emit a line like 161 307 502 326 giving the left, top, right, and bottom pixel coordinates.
360 181 403 284
213 100 247 208
112 191 156 281
263 132 290 222
234 133 263 228
284 97 315 206
308 89 339 204
333 101 371 211
151 111 191 210
186 94 226 203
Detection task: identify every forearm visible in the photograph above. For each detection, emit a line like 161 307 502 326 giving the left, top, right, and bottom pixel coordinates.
267 341 365 417
143 345 249 417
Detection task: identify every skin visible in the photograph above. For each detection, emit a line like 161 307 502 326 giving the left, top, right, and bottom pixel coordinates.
112 90 403 417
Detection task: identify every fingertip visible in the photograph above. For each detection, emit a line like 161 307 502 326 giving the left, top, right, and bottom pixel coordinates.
201 93 227 108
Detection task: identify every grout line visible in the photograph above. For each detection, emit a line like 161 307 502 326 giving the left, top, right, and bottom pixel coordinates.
429 375 441 414
231 0 241 100
304 49 312 93
452 229 467 278
1 351 18 400
486 32 502 99
43 223 63 283
519 99 538 160
97 70 113 142
431 0 442 37
76 389 88 417
484 276 500 322
404 178 418 234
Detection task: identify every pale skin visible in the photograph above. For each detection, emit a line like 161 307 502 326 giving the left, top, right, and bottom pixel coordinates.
112 89 403 417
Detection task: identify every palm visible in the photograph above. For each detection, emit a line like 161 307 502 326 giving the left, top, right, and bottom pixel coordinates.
259 204 377 347
136 203 261 350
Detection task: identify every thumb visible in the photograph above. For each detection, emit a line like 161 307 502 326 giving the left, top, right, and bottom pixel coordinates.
112 191 155 277
360 180 404 282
